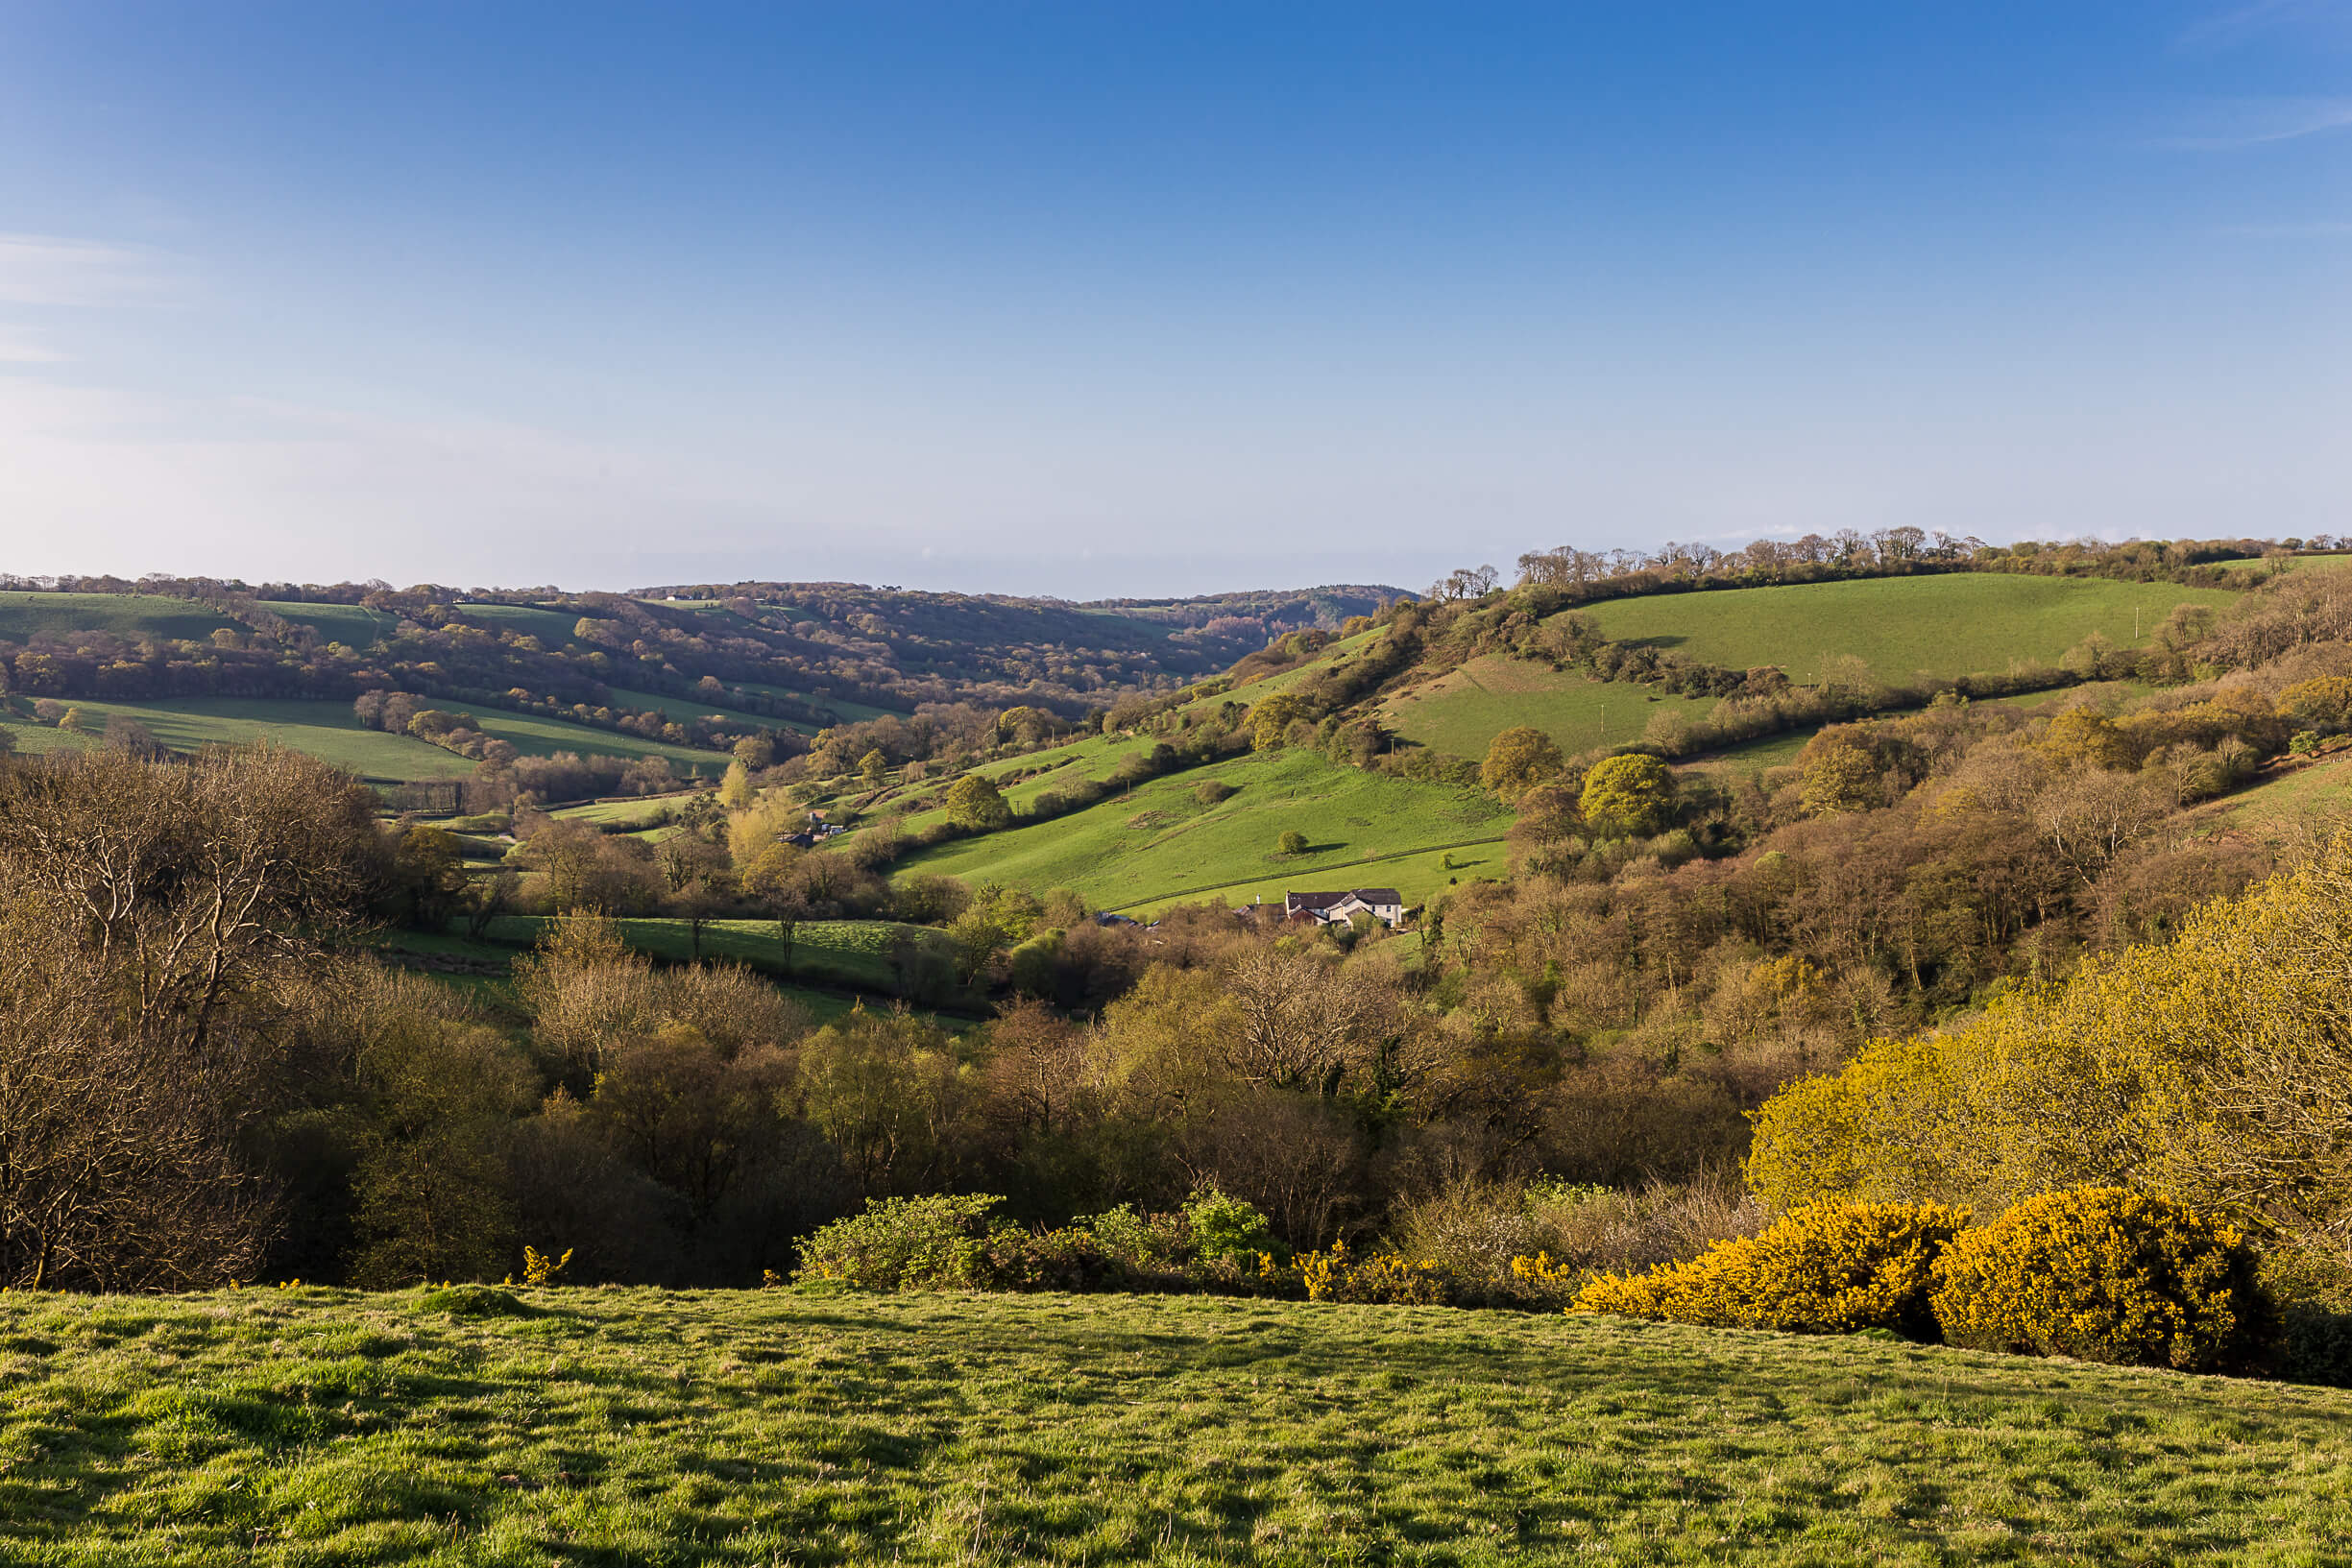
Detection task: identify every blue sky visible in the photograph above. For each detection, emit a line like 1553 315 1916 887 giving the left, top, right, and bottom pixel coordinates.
0 2 2345 596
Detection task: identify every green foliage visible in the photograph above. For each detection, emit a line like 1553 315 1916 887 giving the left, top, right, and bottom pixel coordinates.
795 1194 1006 1291
1477 724 1564 801
1573 1202 1969 1338
1183 1187 1275 1264
2277 675 2352 736
1795 730 1881 815
1276 829 1308 856
943 773 1012 831
1249 692 1310 750
1577 753 1673 837
1930 1187 2268 1372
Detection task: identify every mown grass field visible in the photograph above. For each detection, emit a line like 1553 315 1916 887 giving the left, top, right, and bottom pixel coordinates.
889 746 1510 912
1380 656 1717 760
0 590 236 641
1579 575 2240 688
0 698 476 782
0 698 726 782
546 796 681 830
1 1285 2346 1566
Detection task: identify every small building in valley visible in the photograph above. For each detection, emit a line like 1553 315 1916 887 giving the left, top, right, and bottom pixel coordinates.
1282 887 1406 928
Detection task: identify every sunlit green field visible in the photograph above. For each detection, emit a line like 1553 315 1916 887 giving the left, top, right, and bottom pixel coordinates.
2192 747 2352 843
0 697 725 782
0 590 235 641
1380 655 1716 760
1 1285 2345 1565
888 746 1509 912
1580 574 2240 688
0 698 474 781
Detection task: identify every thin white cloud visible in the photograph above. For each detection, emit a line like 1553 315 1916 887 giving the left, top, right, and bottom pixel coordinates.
2176 0 2337 51
2161 97 2352 148
0 234 179 307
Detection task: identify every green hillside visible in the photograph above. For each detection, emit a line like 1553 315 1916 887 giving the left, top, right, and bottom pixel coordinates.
449 601 588 642
603 685 799 731
0 698 475 781
0 591 233 641
2192 748 2352 841
1382 657 1716 760
0 697 726 783
1 1285 2343 1565
1363 574 2243 770
732 680 906 723
889 746 1509 912
257 600 400 646
1579 574 2239 686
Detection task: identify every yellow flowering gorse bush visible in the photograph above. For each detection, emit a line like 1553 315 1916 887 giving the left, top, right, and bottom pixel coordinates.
1573 1202 1968 1338
1929 1186 2267 1371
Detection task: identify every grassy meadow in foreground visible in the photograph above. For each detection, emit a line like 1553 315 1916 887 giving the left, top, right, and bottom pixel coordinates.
0 1286 2346 1566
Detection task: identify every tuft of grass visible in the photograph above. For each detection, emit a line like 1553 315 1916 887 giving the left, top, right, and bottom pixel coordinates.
415 1285 539 1318
0 1286 2346 1563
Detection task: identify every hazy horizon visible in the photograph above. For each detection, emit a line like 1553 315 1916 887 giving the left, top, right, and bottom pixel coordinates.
4 2 2347 597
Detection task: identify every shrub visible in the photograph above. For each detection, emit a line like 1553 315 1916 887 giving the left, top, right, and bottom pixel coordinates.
1185 1187 1276 1264
1574 1202 1968 1338
1276 830 1308 856
1084 1203 1194 1275
1194 780 1236 807
1299 1241 1455 1306
796 1194 1006 1291
1929 1187 2268 1372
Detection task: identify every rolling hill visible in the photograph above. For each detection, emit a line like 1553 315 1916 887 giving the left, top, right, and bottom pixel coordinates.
887 745 1510 913
0 696 728 784
1578 573 2240 686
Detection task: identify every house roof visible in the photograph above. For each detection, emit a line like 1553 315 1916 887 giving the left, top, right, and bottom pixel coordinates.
1285 887 1404 910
